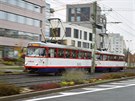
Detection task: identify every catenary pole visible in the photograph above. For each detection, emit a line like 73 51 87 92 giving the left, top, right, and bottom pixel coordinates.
91 1 97 73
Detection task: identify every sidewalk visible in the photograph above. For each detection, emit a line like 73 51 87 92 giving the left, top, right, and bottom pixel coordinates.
0 64 24 74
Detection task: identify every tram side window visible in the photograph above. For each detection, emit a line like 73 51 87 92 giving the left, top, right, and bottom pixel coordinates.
78 51 82 59
96 54 102 60
65 49 70 58
114 56 119 61
84 52 87 59
39 48 46 56
48 48 57 58
87 52 91 59
119 56 124 61
72 50 77 58
103 55 108 61
58 48 64 58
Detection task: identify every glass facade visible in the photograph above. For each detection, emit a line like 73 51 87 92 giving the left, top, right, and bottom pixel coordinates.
0 28 39 41
0 11 40 27
0 0 41 13
68 7 90 22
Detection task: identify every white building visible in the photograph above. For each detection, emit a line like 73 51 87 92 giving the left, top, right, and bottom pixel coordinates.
105 33 126 54
49 22 94 49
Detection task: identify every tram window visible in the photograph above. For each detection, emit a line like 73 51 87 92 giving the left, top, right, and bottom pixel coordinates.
103 55 108 61
96 54 102 60
119 56 124 61
82 52 85 59
39 48 46 56
48 48 57 58
65 49 70 58
78 51 82 59
96 54 100 60
109 55 113 60
72 50 77 58
84 52 87 59
27 47 46 57
58 48 64 58
87 52 91 59
114 56 119 60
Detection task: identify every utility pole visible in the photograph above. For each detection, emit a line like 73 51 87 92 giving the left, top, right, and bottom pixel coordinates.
91 1 97 73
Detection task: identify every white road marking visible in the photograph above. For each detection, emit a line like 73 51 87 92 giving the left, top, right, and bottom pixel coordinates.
109 82 128 85
60 92 78 95
24 83 135 101
82 88 104 90
98 84 122 87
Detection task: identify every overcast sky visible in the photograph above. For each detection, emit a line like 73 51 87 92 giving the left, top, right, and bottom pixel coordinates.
46 0 135 53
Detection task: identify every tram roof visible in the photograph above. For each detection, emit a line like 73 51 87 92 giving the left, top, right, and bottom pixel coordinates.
28 41 92 52
28 41 125 56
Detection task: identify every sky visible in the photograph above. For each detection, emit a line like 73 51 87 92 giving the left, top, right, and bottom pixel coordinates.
46 0 135 53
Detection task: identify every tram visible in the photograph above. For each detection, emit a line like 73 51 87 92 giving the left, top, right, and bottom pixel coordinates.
24 42 126 74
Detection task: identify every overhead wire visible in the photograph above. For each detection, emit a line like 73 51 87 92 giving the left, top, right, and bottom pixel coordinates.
99 2 135 35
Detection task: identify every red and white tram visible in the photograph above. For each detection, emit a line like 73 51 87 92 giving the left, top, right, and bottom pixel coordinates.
24 42 126 73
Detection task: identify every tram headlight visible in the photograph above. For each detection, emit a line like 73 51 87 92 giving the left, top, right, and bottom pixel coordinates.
35 63 38 65
25 62 28 65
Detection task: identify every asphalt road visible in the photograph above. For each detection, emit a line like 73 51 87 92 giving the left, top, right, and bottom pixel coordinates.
21 78 135 101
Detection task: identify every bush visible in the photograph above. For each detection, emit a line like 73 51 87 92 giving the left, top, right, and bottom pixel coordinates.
122 72 135 77
2 61 14 65
98 73 135 80
59 81 75 87
30 83 60 91
0 83 20 96
62 69 87 84
15 58 24 66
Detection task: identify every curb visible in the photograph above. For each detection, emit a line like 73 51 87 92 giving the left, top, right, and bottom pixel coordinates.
0 76 135 101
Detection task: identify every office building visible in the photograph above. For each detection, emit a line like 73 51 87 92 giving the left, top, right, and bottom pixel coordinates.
0 0 45 58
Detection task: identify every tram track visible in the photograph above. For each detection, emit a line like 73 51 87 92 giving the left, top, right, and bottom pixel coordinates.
0 69 135 87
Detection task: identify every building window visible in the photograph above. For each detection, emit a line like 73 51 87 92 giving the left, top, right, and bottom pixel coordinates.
77 16 81 21
34 20 40 27
89 33 92 41
80 30 82 39
76 8 81 13
7 13 17 22
78 41 81 47
0 28 39 41
71 8 75 14
81 7 90 21
1 0 41 13
83 42 89 48
7 0 18 5
0 11 40 27
65 27 71 37
17 16 25 24
26 2 34 11
0 11 6 19
18 0 26 8
71 16 75 22
26 18 33 26
90 43 93 49
74 29 79 38
84 31 87 40
0 0 7 2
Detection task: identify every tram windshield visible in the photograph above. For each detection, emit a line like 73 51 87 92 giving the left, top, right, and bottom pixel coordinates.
27 47 46 56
